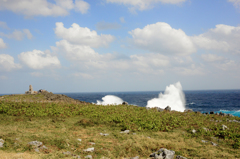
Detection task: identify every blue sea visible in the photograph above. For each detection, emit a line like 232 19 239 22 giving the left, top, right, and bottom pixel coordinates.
61 90 240 117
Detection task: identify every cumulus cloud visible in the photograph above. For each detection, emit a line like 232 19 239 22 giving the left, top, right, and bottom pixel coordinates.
191 24 240 54
75 0 90 14
0 21 9 30
0 54 21 71
0 29 33 40
129 22 196 55
106 0 187 11
18 49 60 69
228 0 240 8
96 21 121 30
55 22 115 47
0 0 90 17
0 38 6 49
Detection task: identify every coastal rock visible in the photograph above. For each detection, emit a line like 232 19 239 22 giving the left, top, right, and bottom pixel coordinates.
211 142 218 146
201 140 208 143
28 141 42 147
85 155 92 159
222 124 228 130
0 139 4 147
120 130 130 134
191 129 196 134
176 155 187 159
210 111 214 114
100 133 109 136
83 147 94 152
122 101 128 105
165 106 171 111
149 148 175 159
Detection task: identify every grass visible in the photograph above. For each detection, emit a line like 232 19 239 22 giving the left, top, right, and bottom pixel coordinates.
0 94 240 158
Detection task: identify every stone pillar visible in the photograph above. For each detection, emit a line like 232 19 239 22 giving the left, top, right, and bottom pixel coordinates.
29 85 33 94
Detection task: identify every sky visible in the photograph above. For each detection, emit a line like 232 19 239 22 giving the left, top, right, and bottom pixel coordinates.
0 0 240 94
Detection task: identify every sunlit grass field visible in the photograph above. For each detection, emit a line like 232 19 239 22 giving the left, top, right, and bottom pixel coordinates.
0 94 240 158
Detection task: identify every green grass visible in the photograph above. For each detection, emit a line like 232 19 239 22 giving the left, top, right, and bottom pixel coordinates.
0 95 240 158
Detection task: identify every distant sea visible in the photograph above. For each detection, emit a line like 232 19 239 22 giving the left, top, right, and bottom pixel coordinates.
1 90 240 117
61 90 240 117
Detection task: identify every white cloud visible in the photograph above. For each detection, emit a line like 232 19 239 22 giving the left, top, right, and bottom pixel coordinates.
73 72 94 79
55 22 115 48
129 22 196 55
18 49 60 69
0 21 9 30
191 24 240 54
174 64 205 76
0 54 21 71
75 0 90 14
96 21 121 30
106 0 187 11
201 54 225 62
120 17 125 23
0 38 6 49
0 0 90 17
0 29 33 40
228 0 240 8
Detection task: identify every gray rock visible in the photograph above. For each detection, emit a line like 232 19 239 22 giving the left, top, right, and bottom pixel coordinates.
203 127 209 132
157 107 164 112
100 133 109 136
120 130 130 134
222 124 228 130
34 148 40 153
89 142 95 145
85 155 92 159
176 155 187 159
228 114 234 117
0 139 4 148
191 129 196 134
215 113 219 115
149 148 175 159
40 145 48 149
73 155 81 158
165 106 171 111
77 139 82 142
201 140 208 143
28 141 42 147
122 101 128 105
211 142 218 146
83 147 94 152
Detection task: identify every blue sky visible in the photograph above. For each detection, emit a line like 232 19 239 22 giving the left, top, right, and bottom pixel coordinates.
0 0 240 94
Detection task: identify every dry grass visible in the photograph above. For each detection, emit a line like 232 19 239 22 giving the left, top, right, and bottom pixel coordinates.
0 115 239 159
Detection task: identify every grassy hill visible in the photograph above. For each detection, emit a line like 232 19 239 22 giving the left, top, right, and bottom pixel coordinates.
0 93 239 159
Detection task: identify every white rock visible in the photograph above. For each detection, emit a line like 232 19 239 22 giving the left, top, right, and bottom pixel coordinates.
83 147 94 152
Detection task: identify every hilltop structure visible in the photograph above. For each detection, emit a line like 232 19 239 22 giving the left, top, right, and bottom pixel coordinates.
25 85 45 94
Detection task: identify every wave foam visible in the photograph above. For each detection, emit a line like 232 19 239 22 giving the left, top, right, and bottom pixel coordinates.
96 95 124 105
146 82 186 112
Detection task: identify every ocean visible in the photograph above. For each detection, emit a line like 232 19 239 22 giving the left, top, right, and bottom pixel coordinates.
61 89 240 117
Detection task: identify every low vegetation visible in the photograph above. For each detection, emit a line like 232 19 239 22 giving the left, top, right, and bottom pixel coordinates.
0 94 239 158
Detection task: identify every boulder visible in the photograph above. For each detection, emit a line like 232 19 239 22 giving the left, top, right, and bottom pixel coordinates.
0 139 4 148
28 141 42 147
149 148 175 159
83 147 94 152
122 101 128 105
85 155 92 159
120 130 130 134
222 124 228 130
210 111 214 114
165 106 171 112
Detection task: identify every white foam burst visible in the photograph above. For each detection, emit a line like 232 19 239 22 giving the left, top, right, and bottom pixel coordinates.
96 95 124 105
146 82 186 112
